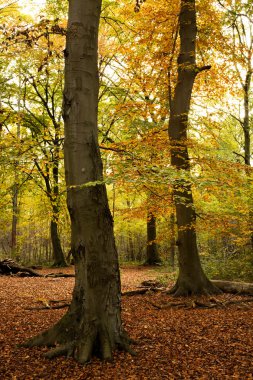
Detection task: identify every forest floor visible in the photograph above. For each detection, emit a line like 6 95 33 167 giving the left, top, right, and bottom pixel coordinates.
0 265 253 379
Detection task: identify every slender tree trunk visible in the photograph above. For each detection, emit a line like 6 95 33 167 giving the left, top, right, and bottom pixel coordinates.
11 183 18 258
242 69 253 250
146 212 161 265
51 143 67 267
11 88 21 259
169 211 176 270
168 0 220 296
243 70 251 167
128 235 135 261
126 199 135 261
35 162 66 266
47 203 66 267
23 0 132 362
145 192 161 265
50 217 67 267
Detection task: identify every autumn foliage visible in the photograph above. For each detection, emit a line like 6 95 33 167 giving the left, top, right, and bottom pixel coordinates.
0 1 252 281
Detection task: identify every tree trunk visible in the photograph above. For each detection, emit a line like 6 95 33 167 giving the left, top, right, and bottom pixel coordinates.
51 121 67 267
11 183 18 258
34 164 66 267
146 212 161 265
126 200 135 261
243 70 251 167
50 219 67 267
128 235 135 261
242 69 253 250
169 212 176 270
167 0 220 296
23 0 132 362
145 192 161 265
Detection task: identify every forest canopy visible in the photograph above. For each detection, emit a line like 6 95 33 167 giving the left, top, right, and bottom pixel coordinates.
0 0 252 282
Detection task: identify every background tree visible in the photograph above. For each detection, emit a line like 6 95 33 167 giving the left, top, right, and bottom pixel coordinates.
167 0 220 295
1 15 68 266
97 0 178 264
219 0 253 248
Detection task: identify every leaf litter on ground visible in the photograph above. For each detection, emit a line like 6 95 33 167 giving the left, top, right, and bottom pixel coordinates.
0 265 253 379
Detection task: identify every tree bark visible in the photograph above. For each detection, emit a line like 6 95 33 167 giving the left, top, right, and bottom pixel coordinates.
212 280 253 296
23 0 132 363
243 69 251 167
51 125 67 267
11 182 18 258
242 69 253 250
167 0 220 296
146 212 161 265
34 160 66 267
229 8 253 252
50 218 67 267
169 211 176 270
145 192 161 265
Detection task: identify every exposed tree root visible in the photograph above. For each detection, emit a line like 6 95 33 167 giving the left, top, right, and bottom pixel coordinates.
167 278 222 297
148 296 253 310
25 328 135 363
212 280 253 295
167 279 253 297
44 343 75 359
22 311 76 349
26 301 70 310
22 307 135 363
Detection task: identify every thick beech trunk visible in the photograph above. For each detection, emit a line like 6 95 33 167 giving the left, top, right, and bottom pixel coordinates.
23 0 132 362
168 0 220 296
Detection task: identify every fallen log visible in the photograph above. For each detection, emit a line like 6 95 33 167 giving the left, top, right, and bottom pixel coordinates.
0 258 42 277
212 280 253 295
0 259 75 278
148 297 253 310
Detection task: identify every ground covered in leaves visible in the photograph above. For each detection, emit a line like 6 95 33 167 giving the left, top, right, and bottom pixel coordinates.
0 265 253 379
